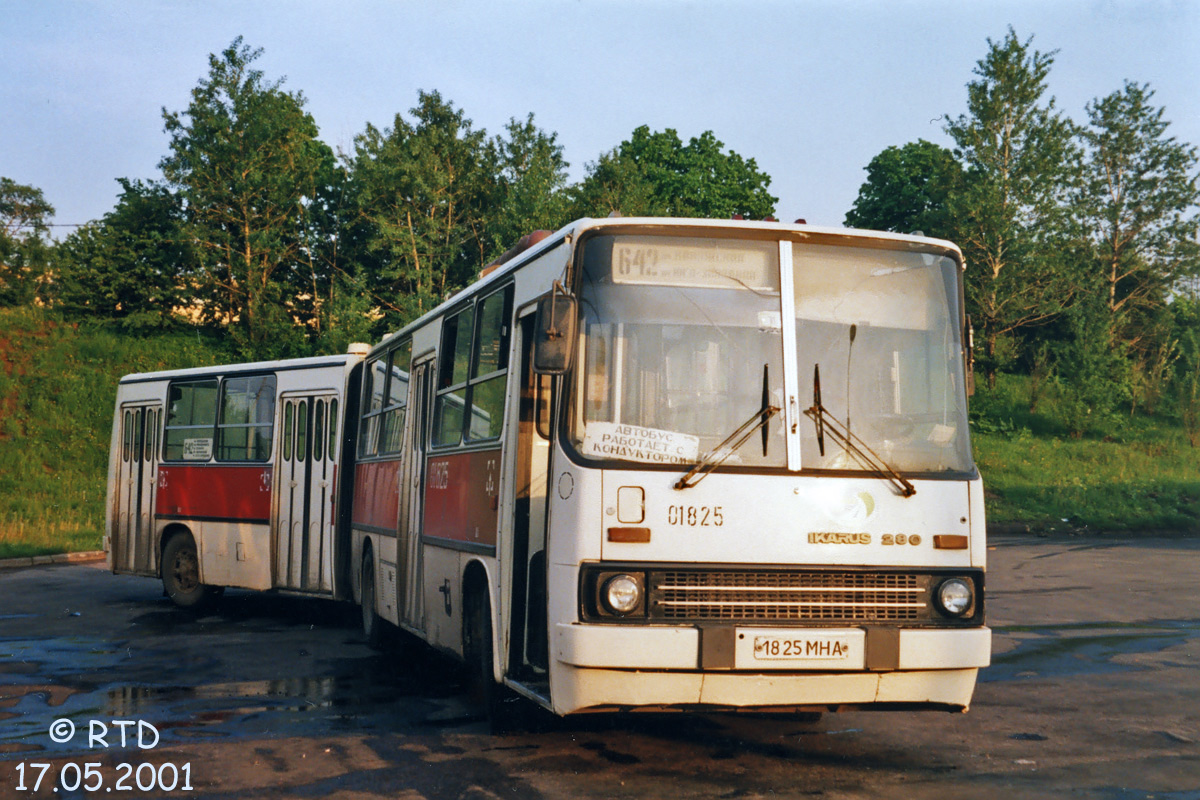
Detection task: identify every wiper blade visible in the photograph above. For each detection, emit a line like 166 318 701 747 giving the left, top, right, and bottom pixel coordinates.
674 403 780 490
804 377 916 498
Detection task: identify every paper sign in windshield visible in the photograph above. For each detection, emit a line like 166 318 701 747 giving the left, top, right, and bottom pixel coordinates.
583 423 699 465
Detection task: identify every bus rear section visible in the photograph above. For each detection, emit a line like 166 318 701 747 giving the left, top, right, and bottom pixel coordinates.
105 353 365 606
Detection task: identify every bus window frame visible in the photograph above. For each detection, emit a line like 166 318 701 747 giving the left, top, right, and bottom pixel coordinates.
378 339 412 456
214 373 278 463
162 378 220 463
431 282 515 450
464 284 514 443
358 356 388 459
161 374 278 464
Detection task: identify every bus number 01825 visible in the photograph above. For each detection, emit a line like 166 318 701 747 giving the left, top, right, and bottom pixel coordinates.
667 505 724 527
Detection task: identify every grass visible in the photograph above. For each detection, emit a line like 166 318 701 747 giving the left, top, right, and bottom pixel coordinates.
1 309 1196 559
0 307 234 559
970 374 1200 533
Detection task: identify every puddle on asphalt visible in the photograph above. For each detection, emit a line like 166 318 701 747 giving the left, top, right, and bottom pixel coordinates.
0 612 478 756
984 619 1200 682
0 654 478 754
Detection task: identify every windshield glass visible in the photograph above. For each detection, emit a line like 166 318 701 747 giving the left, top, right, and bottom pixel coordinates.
570 234 787 468
794 242 971 473
567 233 972 476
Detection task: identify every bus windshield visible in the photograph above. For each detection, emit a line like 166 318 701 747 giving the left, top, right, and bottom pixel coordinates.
571 234 787 469
569 233 972 476
793 242 971 474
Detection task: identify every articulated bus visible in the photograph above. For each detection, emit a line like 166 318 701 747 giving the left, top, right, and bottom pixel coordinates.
106 217 990 720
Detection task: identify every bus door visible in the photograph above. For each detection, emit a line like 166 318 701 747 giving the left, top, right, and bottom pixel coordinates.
507 314 552 681
398 358 433 630
277 393 339 593
114 403 161 574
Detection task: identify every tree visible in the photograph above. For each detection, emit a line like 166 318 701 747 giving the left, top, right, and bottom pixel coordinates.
1077 81 1200 348
160 37 338 358
485 114 572 256
0 178 55 307
1171 296 1200 446
945 28 1081 387
572 126 777 219
1052 287 1132 437
351 90 495 328
53 179 193 327
844 140 962 239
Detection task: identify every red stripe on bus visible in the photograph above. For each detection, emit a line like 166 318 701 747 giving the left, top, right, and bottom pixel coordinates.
352 459 400 531
423 449 500 548
156 464 273 521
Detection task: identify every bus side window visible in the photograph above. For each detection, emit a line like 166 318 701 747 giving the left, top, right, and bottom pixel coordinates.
433 305 474 447
283 402 294 462
314 399 326 462
123 410 133 462
132 409 144 463
144 408 158 462
379 340 411 455
296 400 308 461
466 286 513 441
328 398 338 459
359 357 386 458
216 375 277 462
164 380 219 461
535 373 554 440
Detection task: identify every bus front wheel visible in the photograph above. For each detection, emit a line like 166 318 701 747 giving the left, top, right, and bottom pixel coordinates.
466 590 529 732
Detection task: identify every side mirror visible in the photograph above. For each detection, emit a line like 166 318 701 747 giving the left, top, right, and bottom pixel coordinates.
533 287 578 374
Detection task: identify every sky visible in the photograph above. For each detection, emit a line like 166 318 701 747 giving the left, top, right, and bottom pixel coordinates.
3 0 1199 236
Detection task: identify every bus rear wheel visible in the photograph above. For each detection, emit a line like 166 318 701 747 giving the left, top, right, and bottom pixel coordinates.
361 551 384 648
161 534 219 609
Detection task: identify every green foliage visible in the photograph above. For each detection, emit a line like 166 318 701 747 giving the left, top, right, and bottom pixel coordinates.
0 177 55 307
160 37 339 360
1051 293 1132 437
1077 81 1200 337
850 29 1200 419
351 91 496 329
844 140 962 239
1171 297 1200 447
52 179 193 327
485 114 573 257
572 126 777 219
972 373 1200 532
945 28 1082 388
0 307 234 558
311 270 378 356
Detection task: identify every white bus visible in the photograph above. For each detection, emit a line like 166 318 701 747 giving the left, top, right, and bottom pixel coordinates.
107 217 990 720
107 354 365 605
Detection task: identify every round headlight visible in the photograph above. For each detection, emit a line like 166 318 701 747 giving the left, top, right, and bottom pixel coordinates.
936 578 974 617
602 574 643 615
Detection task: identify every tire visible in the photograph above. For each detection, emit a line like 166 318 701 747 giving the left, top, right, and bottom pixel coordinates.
466 590 527 733
161 534 215 609
361 551 383 649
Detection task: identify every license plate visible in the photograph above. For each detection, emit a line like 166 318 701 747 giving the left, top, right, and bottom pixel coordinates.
733 628 865 670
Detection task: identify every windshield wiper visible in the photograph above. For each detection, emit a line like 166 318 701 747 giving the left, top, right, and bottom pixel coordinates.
676 364 779 490
804 363 916 498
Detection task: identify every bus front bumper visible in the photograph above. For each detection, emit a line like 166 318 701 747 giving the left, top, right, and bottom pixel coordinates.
550 623 991 715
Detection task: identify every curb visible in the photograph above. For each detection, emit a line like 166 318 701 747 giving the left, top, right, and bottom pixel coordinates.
0 551 107 571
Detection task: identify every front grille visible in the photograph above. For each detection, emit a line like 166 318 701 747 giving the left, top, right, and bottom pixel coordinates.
650 570 928 623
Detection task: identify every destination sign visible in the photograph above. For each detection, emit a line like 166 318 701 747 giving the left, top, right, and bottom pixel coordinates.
611 237 778 291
